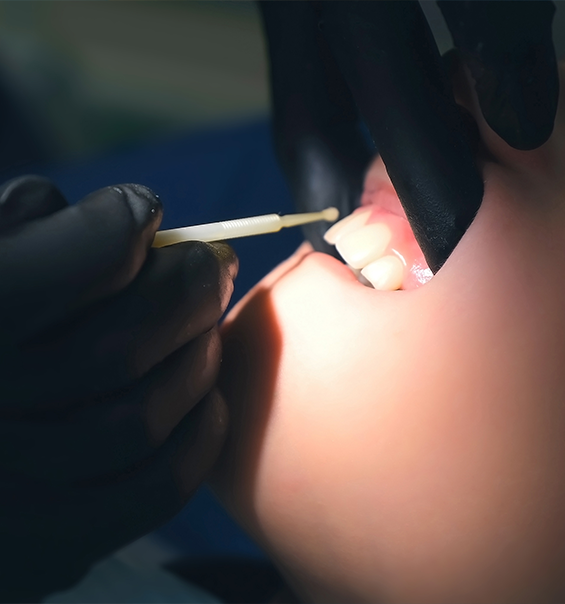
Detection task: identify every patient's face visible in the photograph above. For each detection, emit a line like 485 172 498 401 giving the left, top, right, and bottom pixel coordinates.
211 71 565 603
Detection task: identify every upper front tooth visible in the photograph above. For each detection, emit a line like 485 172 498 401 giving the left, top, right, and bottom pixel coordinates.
323 208 371 245
335 223 392 269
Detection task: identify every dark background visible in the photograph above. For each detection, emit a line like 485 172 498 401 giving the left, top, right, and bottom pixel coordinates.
1 0 564 170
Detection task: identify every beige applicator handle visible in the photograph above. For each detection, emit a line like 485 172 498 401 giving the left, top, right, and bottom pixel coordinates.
152 207 339 248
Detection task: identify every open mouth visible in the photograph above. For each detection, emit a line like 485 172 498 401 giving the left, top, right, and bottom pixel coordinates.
323 179 433 291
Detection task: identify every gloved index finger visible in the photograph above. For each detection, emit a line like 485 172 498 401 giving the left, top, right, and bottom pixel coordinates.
0 183 162 343
317 0 484 272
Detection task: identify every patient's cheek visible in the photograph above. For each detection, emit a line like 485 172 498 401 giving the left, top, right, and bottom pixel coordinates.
214 74 565 600
214 186 565 602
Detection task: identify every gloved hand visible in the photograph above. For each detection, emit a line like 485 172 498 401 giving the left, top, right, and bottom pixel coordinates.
259 0 559 272
0 175 238 602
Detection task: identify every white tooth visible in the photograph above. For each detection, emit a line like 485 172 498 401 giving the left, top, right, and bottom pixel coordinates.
361 255 404 291
323 208 371 245
335 223 392 269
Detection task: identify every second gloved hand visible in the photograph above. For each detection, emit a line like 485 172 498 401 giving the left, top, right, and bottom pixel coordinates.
0 175 238 602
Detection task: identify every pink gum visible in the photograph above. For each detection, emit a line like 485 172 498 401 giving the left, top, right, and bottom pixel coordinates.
359 187 432 289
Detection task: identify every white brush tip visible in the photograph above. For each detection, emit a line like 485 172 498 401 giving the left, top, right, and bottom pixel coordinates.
323 207 339 223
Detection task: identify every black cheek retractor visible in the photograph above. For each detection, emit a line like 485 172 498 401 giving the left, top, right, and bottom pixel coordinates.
317 1 484 273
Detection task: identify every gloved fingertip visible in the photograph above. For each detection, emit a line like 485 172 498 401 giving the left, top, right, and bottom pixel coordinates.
206 241 239 281
117 183 163 232
0 175 68 232
478 63 559 151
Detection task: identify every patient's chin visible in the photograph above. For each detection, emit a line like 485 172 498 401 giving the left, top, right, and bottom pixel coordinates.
211 148 565 602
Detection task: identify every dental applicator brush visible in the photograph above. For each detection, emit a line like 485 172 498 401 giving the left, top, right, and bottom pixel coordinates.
152 207 339 248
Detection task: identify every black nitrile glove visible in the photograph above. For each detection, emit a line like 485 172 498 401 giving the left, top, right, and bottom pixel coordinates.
260 1 558 272
0 175 238 602
437 0 558 151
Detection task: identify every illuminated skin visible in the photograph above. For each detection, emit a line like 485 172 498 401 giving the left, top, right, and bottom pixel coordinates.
211 68 565 603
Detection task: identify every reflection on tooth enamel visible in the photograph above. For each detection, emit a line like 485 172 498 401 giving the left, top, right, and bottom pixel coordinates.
335 223 392 269
361 255 404 291
323 208 371 245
